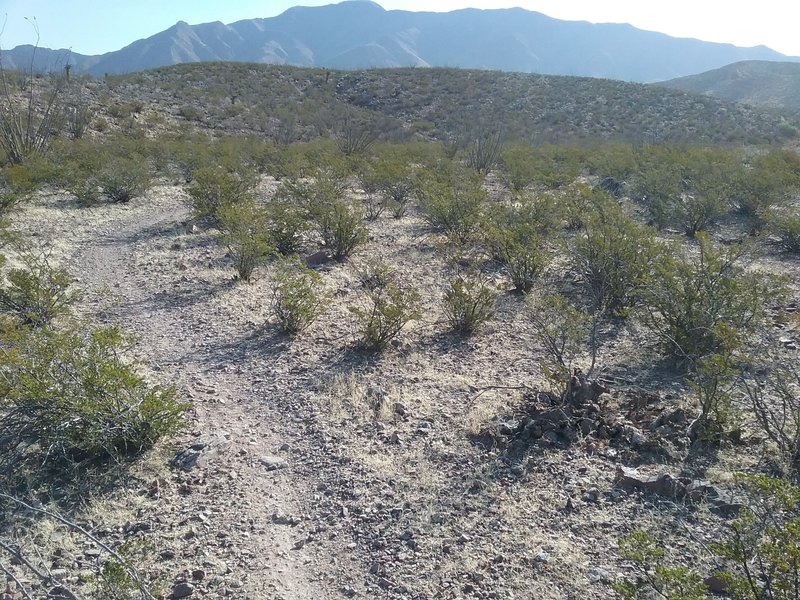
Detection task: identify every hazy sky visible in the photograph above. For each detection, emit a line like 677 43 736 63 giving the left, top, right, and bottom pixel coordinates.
2 0 799 57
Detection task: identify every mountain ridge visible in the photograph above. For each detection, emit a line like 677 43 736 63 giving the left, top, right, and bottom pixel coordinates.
1 1 796 83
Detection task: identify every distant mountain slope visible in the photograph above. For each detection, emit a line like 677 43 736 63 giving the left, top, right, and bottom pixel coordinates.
2 1 796 83
98 62 799 147
659 60 800 112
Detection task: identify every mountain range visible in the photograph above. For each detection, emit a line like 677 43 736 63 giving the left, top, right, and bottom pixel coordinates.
1 0 796 83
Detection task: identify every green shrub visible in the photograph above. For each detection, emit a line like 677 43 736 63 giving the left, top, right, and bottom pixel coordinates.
187 166 256 222
560 183 609 231
571 205 656 315
312 199 367 260
0 249 80 327
768 210 800 254
499 142 539 192
614 531 708 600
643 233 775 367
98 155 152 203
271 257 327 334
350 283 421 351
416 163 486 244
216 199 272 281
712 474 800 599
0 324 187 471
742 355 800 478
442 272 496 335
264 196 311 256
527 293 590 392
485 212 549 293
356 258 395 291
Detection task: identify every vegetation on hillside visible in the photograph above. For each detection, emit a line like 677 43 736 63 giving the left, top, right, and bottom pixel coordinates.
1 58 800 598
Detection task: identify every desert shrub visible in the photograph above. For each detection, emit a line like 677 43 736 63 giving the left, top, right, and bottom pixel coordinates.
571 205 657 315
768 210 800 254
416 163 486 244
499 142 539 192
0 248 80 327
442 272 496 335
309 194 367 260
730 149 800 220
369 147 415 218
485 208 549 293
356 163 386 221
271 257 327 334
0 324 187 473
356 258 395 291
187 166 256 222
712 474 800 599
614 531 708 600
264 196 311 256
216 199 272 281
643 234 775 368
350 283 421 351
465 128 502 174
528 293 590 389
167 134 215 182
560 183 609 231
97 155 152 203
742 356 800 478
688 334 740 438
178 105 202 122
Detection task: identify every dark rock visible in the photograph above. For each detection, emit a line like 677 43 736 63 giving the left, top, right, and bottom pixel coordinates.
305 250 332 267
587 567 611 584
704 574 728 593
171 432 231 470
259 455 288 471
170 582 195 599
48 587 78 600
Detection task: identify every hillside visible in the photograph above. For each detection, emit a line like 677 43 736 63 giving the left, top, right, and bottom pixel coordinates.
660 60 800 113
2 0 796 83
98 62 800 146
1 56 800 600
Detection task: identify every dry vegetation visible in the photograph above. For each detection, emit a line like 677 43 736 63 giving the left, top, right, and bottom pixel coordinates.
0 58 800 600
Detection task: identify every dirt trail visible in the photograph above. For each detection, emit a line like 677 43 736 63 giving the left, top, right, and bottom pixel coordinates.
63 189 350 599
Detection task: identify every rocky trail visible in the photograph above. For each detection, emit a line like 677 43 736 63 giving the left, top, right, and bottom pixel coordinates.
52 189 360 599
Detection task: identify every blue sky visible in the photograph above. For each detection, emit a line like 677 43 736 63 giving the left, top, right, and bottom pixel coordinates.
2 0 799 57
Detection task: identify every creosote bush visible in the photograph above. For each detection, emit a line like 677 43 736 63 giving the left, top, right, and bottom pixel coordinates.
0 248 80 326
187 166 256 222
350 283 421 351
571 204 656 316
643 233 776 368
416 163 487 244
216 199 272 282
356 258 395 291
442 272 497 335
0 324 187 473
271 257 327 335
98 155 153 203
528 293 590 392
614 530 708 600
313 199 368 260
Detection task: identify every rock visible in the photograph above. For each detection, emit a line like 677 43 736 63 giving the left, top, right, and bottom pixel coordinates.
393 402 408 416
704 574 728 593
622 425 646 448
172 432 231 471
170 582 195 599
271 511 298 525
587 567 611 584
534 550 550 564
615 466 686 498
191 569 206 581
340 585 357 597
259 455 288 471
305 250 332 267
48 587 78 600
